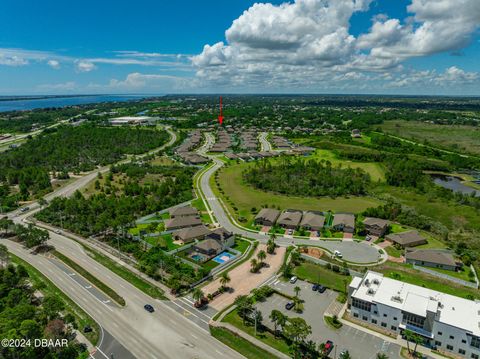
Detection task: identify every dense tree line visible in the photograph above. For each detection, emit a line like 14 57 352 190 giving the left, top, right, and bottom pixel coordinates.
243 158 371 197
0 262 87 359
0 125 169 204
36 164 195 237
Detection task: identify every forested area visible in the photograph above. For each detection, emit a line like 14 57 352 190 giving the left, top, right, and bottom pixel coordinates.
243 158 371 197
0 125 169 209
0 261 87 359
36 164 195 237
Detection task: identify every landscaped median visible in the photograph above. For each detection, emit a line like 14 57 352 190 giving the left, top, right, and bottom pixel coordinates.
53 250 126 306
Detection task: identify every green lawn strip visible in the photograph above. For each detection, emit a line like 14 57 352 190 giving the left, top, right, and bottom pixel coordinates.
191 198 207 212
385 246 403 258
202 259 221 271
210 326 278 359
428 266 475 282
10 254 100 345
375 262 479 300
292 261 351 293
232 238 250 254
222 309 291 355
53 250 126 306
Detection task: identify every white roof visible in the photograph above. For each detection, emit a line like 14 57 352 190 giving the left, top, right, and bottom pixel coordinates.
352 271 480 336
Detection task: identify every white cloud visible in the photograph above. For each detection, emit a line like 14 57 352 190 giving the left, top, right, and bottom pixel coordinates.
47 59 60 69
75 60 96 72
107 72 193 91
192 0 480 91
37 81 76 91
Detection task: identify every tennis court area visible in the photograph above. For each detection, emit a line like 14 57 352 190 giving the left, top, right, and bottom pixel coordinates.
212 251 235 264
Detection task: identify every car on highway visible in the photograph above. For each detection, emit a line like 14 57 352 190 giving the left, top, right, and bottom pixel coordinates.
144 304 155 313
285 301 295 310
290 276 297 284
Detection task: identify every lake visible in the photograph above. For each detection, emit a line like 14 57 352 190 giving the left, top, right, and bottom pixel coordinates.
0 95 155 112
432 174 480 197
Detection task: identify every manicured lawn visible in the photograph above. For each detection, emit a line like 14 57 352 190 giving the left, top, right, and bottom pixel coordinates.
210 326 278 359
385 245 403 258
428 266 476 283
202 259 221 271
223 309 291 355
390 223 409 234
191 197 207 212
215 161 382 223
375 262 479 300
292 261 351 293
232 239 250 254
128 223 150 236
201 213 213 224
145 234 180 251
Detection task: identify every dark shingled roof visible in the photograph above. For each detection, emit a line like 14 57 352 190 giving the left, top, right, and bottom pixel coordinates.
406 249 457 267
170 206 199 217
386 231 427 246
255 208 280 223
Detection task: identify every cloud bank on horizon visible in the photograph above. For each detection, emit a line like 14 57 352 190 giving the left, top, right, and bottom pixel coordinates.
1 0 480 94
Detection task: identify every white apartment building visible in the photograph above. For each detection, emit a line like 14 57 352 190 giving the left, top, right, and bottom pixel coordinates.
348 271 480 358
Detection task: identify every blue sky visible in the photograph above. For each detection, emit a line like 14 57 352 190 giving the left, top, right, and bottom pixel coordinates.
1 0 479 95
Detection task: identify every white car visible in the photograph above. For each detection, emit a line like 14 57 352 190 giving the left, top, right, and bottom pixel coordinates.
54 229 62 234
334 250 343 258
290 276 298 284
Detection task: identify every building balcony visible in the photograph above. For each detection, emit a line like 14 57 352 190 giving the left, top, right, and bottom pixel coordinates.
399 323 434 339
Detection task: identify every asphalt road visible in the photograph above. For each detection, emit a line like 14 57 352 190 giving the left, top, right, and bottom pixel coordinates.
258 132 272 152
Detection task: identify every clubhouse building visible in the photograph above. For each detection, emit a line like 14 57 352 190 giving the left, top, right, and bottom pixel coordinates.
348 271 480 358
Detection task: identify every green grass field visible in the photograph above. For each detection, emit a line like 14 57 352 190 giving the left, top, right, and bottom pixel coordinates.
216 161 382 223
292 261 351 293
378 120 480 156
308 149 386 182
385 245 403 258
223 309 291 355
428 266 475 282
232 238 251 254
210 326 278 359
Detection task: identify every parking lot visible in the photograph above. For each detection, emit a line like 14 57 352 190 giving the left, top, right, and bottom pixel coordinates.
256 279 402 359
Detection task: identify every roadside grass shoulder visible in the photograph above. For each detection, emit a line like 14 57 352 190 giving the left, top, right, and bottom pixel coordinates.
53 250 126 306
292 261 350 293
210 326 278 359
222 309 291 355
10 254 100 345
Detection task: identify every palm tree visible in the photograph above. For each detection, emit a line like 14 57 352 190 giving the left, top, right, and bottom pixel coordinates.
257 250 267 265
192 288 204 306
269 309 284 337
294 285 301 299
412 333 423 356
376 353 389 359
250 258 258 273
219 272 231 290
339 350 351 359
403 329 414 354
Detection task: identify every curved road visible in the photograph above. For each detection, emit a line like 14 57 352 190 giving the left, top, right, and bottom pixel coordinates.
197 135 382 264
258 132 272 152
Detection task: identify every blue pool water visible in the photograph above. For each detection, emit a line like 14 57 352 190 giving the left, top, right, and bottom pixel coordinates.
212 251 235 264
191 254 205 262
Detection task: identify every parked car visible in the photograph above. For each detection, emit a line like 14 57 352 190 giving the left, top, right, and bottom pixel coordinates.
312 284 319 291
318 285 326 293
285 302 295 310
20 207 30 213
144 304 155 313
323 340 334 355
290 276 297 284
334 250 343 258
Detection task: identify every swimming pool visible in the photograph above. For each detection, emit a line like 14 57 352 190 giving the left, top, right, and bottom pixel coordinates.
212 251 236 264
191 254 206 262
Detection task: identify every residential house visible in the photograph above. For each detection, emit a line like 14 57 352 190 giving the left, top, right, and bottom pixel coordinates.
172 225 211 245
170 206 199 218
194 238 223 256
206 227 235 249
386 231 427 248
300 211 325 231
332 213 355 233
277 210 303 229
405 249 458 271
254 208 280 226
363 217 390 237
164 216 202 231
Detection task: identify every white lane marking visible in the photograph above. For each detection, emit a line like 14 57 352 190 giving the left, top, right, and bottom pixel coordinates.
215 350 224 356
94 346 110 359
191 334 198 339
85 285 92 289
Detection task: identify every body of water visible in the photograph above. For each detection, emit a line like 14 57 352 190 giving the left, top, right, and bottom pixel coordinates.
432 174 480 197
0 95 155 112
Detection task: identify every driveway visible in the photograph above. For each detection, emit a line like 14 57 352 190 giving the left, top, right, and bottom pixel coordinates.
202 245 286 311
255 279 402 359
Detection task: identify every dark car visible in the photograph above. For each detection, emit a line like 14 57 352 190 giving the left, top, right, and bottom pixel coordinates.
323 340 334 355
285 301 295 310
312 284 319 291
144 304 155 313
318 285 327 293
83 326 92 333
